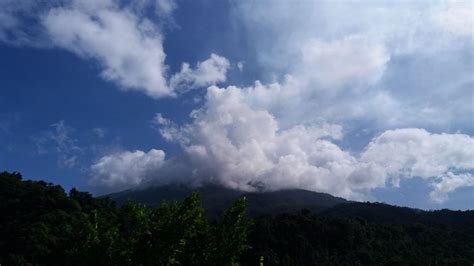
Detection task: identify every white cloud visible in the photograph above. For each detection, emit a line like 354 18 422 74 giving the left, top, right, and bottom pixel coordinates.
92 85 363 197
300 35 390 90
361 128 474 181
0 0 229 99
169 88 474 201
430 172 474 203
90 149 166 191
230 0 473 131
360 128 474 202
90 87 474 202
170 54 230 92
43 1 172 99
432 0 473 38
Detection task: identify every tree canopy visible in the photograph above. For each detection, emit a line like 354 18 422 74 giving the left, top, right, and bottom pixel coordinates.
1 171 473 265
0 171 249 265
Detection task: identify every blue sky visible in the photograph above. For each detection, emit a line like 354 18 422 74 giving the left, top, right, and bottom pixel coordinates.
0 0 473 210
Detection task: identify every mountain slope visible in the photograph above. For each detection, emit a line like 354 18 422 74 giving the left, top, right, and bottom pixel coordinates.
322 201 474 229
106 184 349 217
2 171 473 265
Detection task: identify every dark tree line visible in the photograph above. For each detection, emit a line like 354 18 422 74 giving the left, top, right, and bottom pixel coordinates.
0 172 248 265
1 171 473 265
241 211 474 265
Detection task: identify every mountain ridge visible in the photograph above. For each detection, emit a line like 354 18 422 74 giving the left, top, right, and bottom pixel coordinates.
106 183 474 224
106 183 350 217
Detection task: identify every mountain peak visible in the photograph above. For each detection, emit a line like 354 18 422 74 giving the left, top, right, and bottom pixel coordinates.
106 184 349 217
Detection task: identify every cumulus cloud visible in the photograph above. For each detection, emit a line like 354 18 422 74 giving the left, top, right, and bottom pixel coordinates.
90 149 166 191
91 85 362 197
162 86 351 194
360 128 474 202
90 86 474 202
430 172 474 203
361 128 474 183
169 54 230 92
0 0 229 98
42 0 172 98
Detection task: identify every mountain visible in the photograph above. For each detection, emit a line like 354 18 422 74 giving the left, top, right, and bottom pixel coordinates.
2 171 473 265
107 184 474 227
106 184 349 218
106 184 474 264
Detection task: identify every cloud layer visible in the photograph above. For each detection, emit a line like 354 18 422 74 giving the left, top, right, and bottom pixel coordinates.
2 0 471 205
232 0 473 130
91 85 474 203
87 0 473 205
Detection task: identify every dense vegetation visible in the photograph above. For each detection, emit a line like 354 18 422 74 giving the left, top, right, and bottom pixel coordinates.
242 210 474 265
0 172 249 265
1 171 473 265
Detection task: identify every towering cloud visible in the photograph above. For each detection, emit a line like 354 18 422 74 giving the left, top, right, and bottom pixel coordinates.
91 85 474 203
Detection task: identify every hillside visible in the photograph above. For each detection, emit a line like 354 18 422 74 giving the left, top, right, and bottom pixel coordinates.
2 171 473 265
322 201 474 228
106 184 349 217
0 172 249 265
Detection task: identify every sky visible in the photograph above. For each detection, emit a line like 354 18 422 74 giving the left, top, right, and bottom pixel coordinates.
0 0 473 210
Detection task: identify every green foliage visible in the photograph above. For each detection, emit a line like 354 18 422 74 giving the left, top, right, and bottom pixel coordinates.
212 197 250 265
241 210 474 265
1 171 473 265
0 172 249 265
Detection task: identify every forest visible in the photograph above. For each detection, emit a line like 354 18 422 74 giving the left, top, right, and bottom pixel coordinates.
1 171 473 265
